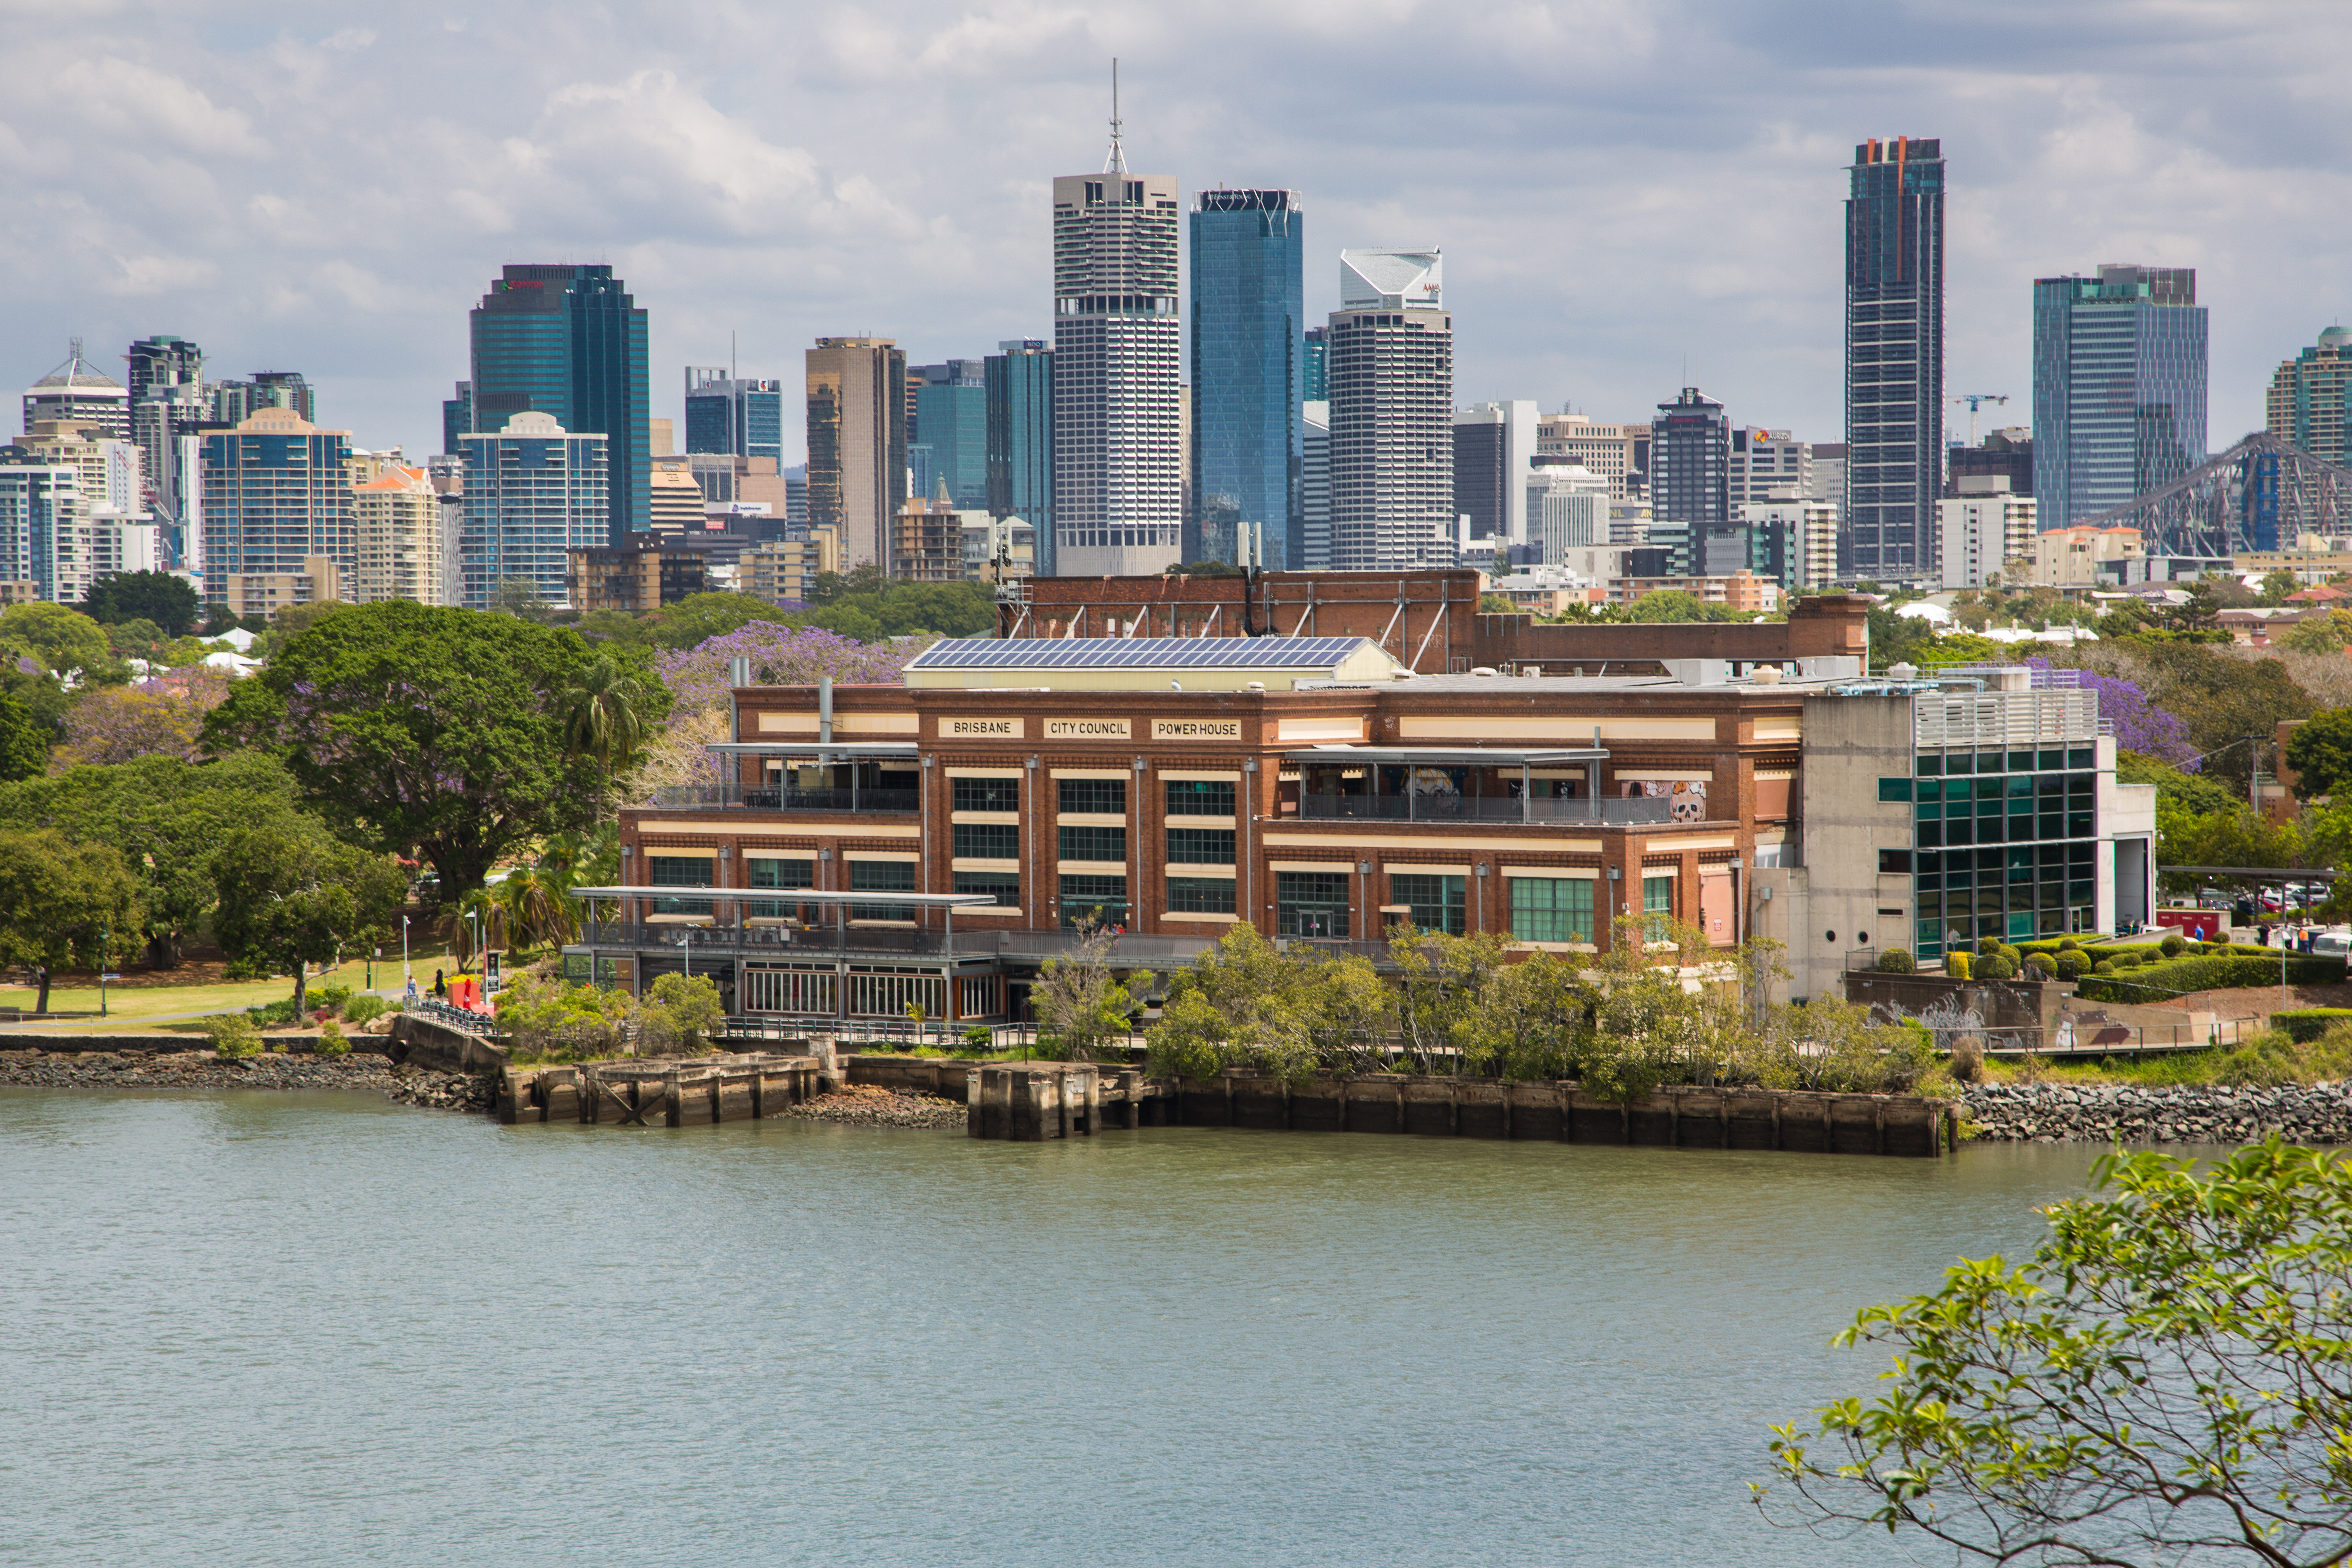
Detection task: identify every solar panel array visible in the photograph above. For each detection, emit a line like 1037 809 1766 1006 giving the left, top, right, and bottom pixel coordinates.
909 636 1375 671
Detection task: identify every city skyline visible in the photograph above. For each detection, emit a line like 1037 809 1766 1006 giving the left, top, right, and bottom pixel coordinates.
0 3 2329 467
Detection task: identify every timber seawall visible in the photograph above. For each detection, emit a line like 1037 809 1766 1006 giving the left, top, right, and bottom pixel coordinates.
1959 1082 2352 1144
495 1054 1957 1158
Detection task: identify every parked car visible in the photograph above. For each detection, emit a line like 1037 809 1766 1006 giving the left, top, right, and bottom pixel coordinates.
2196 887 2234 910
2312 929 2352 960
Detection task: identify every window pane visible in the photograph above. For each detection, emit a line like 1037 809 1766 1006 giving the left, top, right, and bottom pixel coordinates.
1058 824 1127 862
953 777 1020 813
1878 777 1913 802
1060 873 1128 929
1166 827 1236 864
1276 872 1350 938
1508 877 1592 944
1389 873 1465 935
953 822 1020 859
849 859 915 920
1058 777 1125 814
648 856 711 887
1165 779 1236 816
953 871 1019 906
1166 877 1237 915
746 857 814 890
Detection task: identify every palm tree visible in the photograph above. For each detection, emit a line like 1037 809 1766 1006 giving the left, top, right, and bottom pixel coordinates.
557 653 653 824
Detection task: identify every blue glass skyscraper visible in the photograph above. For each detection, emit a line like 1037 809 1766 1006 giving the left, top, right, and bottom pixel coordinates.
1301 327 1327 405
1189 189 1304 568
2032 265 2207 528
912 360 987 510
986 341 1053 575
467 265 648 545
684 369 786 465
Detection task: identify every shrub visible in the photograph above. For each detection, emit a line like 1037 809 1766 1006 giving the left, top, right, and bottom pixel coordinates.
2093 958 2117 975
1947 1035 1984 1083
344 995 387 1027
1946 951 1972 980
315 1021 350 1055
245 997 296 1027
1977 955 2018 980
318 983 353 1015
2159 932 2187 957
2025 953 2057 979
2055 951 2089 981
221 957 268 982
1977 936 2003 956
1875 948 1915 974
2075 952 2348 1005
2270 1007 2352 1044
202 1013 261 1058
2057 936 2080 953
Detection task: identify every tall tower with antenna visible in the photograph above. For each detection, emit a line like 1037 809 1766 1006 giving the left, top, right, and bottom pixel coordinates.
1049 60 1182 576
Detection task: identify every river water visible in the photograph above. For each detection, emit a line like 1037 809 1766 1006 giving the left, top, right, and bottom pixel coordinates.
3 1087 2128 1566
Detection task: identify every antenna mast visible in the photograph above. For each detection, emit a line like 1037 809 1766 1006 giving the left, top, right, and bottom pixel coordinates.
1104 58 1126 175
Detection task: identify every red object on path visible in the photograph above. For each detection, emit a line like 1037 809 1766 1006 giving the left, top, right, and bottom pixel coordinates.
2154 908 2221 942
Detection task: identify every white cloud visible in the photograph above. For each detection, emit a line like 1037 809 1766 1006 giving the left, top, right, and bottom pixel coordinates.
0 0 2344 460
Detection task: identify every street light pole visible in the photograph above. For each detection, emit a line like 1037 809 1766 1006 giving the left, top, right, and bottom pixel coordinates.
401 914 410 991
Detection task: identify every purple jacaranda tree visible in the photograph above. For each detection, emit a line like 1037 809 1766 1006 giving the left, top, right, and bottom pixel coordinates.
2025 658 2198 769
56 668 236 767
655 623 928 718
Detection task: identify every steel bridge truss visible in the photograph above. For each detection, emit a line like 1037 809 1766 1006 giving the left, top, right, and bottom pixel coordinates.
2075 432 2352 558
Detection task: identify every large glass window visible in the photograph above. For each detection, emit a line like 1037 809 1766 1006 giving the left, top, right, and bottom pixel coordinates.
1058 824 1127 863
848 860 915 922
1509 877 1594 944
1390 873 1465 935
1166 877 1237 915
648 854 713 916
953 822 1020 860
746 855 813 919
1642 874 1675 938
1059 874 1128 929
1276 872 1350 939
1058 777 1125 815
1165 779 1236 816
953 777 1019 813
1166 827 1235 864
953 871 1019 908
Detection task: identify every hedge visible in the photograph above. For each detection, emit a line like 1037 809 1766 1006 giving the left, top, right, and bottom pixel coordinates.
2073 953 2348 1004
2271 1008 2352 1043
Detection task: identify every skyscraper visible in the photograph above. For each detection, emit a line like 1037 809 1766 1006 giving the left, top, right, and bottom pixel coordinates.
1300 399 1330 569
805 337 906 570
2032 265 2207 528
1842 135 1944 581
985 340 1054 573
1327 249 1453 571
1649 389 1731 528
1452 401 1539 548
22 341 129 439
125 336 203 406
2267 327 2352 467
125 335 213 564
912 360 988 512
684 368 786 465
199 408 355 608
1301 327 1328 404
209 372 315 426
1050 99 1182 576
459 412 608 608
353 463 448 606
1189 188 1304 568
466 265 648 545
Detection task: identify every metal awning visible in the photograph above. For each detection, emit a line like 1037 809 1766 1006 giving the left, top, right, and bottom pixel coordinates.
570 886 997 907
701 742 919 757
1283 745 1610 767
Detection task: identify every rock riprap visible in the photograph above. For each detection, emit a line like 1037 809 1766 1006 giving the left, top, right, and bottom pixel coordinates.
784 1083 968 1129
0 1049 493 1114
1960 1081 2352 1145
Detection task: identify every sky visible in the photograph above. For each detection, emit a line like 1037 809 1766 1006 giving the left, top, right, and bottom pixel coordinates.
4 0 2347 465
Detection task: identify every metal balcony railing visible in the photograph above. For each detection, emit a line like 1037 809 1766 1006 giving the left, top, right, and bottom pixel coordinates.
575 922 1217 967
648 784 920 813
1295 793 1677 825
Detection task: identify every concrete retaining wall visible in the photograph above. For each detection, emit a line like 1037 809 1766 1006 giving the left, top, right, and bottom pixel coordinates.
388 1015 509 1074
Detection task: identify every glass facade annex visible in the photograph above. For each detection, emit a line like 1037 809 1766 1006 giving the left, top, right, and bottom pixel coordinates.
1892 744 2100 960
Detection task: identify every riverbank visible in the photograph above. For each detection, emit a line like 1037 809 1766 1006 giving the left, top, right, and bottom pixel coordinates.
1959 1080 2352 1144
0 1047 492 1113
785 1084 969 1129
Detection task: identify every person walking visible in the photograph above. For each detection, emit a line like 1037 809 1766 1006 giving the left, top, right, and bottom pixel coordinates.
433 968 446 1000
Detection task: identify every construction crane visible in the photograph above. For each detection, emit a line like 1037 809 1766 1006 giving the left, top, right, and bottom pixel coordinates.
1949 393 2010 446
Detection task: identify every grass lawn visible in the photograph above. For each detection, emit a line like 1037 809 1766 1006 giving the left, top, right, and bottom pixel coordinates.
0 971 401 1030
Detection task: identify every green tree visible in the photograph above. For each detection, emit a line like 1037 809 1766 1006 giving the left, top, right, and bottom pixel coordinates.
805 562 889 605
1033 922 1154 1062
1625 590 1719 624
2285 706 2352 799
2116 748 2241 816
1762 1142 2352 1568
211 818 406 1016
0 827 144 1013
81 570 201 637
1866 603 1937 672
2279 609 2352 655
492 576 550 621
2259 568 2301 604
0 602 112 679
796 580 997 639
0 753 308 969
646 592 777 650
556 649 658 823
633 971 726 1055
0 689 46 782
1478 592 1519 614
203 601 639 901
575 608 651 646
